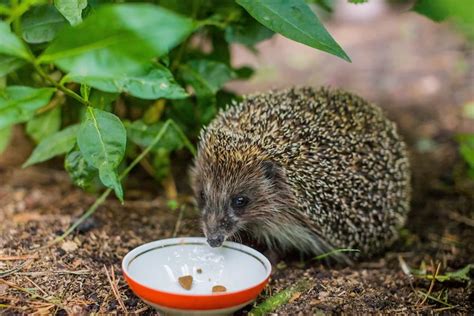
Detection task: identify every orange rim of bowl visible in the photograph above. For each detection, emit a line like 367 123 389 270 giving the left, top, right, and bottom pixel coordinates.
122 238 271 311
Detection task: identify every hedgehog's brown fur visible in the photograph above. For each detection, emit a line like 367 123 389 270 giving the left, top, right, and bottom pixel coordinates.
191 87 410 261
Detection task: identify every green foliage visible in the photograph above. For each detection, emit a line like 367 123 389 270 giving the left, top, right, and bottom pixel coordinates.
413 0 474 38
236 0 350 61
77 107 126 201
66 63 188 100
0 86 55 128
0 55 26 76
23 124 79 167
408 261 473 283
40 4 195 75
458 134 474 178
0 126 12 154
26 106 61 143
1 0 350 201
249 280 311 315
0 21 30 59
22 5 67 44
54 0 87 26
64 147 99 190
225 11 274 48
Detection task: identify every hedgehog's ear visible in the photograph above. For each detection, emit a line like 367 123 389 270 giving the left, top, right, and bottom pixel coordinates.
261 160 292 195
262 160 287 183
261 160 277 180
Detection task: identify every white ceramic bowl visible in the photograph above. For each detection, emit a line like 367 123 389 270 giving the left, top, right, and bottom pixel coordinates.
122 237 271 315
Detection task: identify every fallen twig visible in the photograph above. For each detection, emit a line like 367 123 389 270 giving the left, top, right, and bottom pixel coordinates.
24 276 49 297
0 279 64 309
0 259 34 278
172 205 185 238
0 254 39 261
416 290 454 308
15 269 90 276
104 265 127 313
419 262 441 306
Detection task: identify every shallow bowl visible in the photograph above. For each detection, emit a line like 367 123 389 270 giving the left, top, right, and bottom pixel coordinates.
122 237 271 315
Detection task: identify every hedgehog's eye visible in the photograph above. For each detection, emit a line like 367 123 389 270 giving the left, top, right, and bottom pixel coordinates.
231 195 249 209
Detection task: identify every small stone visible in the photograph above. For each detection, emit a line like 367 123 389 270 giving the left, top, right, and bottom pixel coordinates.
0 284 8 295
61 240 78 252
289 292 302 303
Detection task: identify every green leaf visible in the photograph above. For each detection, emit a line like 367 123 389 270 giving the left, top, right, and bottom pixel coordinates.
22 5 68 44
437 264 474 282
0 21 30 59
236 0 350 61
66 63 187 100
413 0 474 24
26 107 61 143
23 124 80 167
64 148 99 190
98 165 123 201
89 90 118 111
40 3 195 76
225 12 274 47
0 86 55 129
180 59 235 97
77 107 126 201
0 55 26 76
235 66 255 79
126 119 183 152
54 0 87 26
180 59 235 125
0 126 12 154
459 134 474 168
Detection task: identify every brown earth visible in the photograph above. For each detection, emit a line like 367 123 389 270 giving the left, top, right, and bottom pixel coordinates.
1 3 474 315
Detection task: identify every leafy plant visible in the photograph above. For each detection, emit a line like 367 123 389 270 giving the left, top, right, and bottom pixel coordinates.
0 0 351 203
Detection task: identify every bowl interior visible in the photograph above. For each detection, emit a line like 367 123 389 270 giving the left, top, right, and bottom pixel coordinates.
123 237 271 295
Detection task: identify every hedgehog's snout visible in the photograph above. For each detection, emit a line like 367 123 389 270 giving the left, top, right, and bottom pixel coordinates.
202 208 239 248
207 234 225 248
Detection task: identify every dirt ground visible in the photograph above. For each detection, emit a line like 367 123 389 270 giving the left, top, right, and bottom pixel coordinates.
1 3 474 315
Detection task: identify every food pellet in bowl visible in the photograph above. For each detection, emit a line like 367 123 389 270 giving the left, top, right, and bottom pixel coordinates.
197 268 202 274
178 275 193 290
212 285 227 293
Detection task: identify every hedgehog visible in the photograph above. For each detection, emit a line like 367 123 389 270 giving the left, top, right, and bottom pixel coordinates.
191 87 410 262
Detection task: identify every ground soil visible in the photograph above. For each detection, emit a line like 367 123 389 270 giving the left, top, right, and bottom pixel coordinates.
1 3 474 315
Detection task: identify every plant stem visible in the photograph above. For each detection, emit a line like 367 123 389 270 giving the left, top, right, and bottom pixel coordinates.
51 120 175 245
32 62 90 106
169 120 197 156
36 91 65 114
9 0 21 36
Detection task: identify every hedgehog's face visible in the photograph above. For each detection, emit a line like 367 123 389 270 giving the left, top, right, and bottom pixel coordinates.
192 158 286 248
